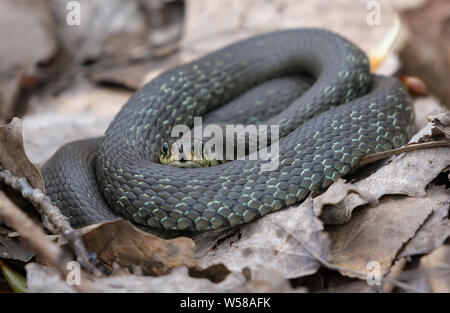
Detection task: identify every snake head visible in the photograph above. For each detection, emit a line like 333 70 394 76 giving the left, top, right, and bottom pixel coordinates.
159 140 209 168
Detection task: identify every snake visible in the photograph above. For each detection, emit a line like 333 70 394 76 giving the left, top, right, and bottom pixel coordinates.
42 28 415 234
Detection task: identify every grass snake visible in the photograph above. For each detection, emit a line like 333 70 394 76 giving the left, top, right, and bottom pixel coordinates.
42 29 415 234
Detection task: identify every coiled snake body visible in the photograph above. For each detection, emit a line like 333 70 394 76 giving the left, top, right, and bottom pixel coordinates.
42 29 415 234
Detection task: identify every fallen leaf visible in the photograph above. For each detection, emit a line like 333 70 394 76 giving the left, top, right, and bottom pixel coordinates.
26 263 297 293
399 186 450 257
73 219 197 276
427 111 450 139
323 114 450 224
328 187 445 277
0 234 35 262
313 178 378 224
412 111 450 143
0 118 45 190
196 197 330 279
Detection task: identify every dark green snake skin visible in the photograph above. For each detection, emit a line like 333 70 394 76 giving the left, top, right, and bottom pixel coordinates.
42 29 415 233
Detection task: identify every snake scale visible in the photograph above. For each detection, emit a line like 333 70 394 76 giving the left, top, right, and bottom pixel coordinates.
42 29 415 234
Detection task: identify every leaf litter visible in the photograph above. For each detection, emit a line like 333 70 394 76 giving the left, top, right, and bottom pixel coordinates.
0 91 448 293
0 0 449 293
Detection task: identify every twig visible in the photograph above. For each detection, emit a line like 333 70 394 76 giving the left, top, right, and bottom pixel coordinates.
382 257 407 293
0 166 99 276
0 191 88 292
357 140 450 168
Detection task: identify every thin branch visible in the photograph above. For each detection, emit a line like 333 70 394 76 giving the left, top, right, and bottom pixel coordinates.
0 166 99 276
382 257 407 293
357 140 450 168
0 191 89 292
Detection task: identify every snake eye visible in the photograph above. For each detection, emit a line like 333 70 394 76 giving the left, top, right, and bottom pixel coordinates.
162 142 169 155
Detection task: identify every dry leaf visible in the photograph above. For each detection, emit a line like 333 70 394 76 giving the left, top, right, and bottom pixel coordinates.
0 234 35 262
411 110 450 142
196 198 330 279
313 178 377 223
427 111 450 139
74 219 197 276
26 263 297 293
399 186 450 257
328 186 448 278
334 144 449 219
323 113 450 224
0 118 45 190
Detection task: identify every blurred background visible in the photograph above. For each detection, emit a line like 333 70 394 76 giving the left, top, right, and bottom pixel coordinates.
0 0 448 165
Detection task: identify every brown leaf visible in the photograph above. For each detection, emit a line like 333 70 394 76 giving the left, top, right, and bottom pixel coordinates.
330 116 450 223
399 186 450 258
412 111 450 143
0 234 35 262
0 117 45 190
75 219 197 276
196 197 330 279
420 245 450 292
26 263 298 293
313 178 378 224
428 111 450 139
328 188 444 277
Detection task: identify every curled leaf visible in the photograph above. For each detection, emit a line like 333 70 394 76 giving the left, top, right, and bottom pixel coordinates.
0 117 44 191
73 219 197 276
